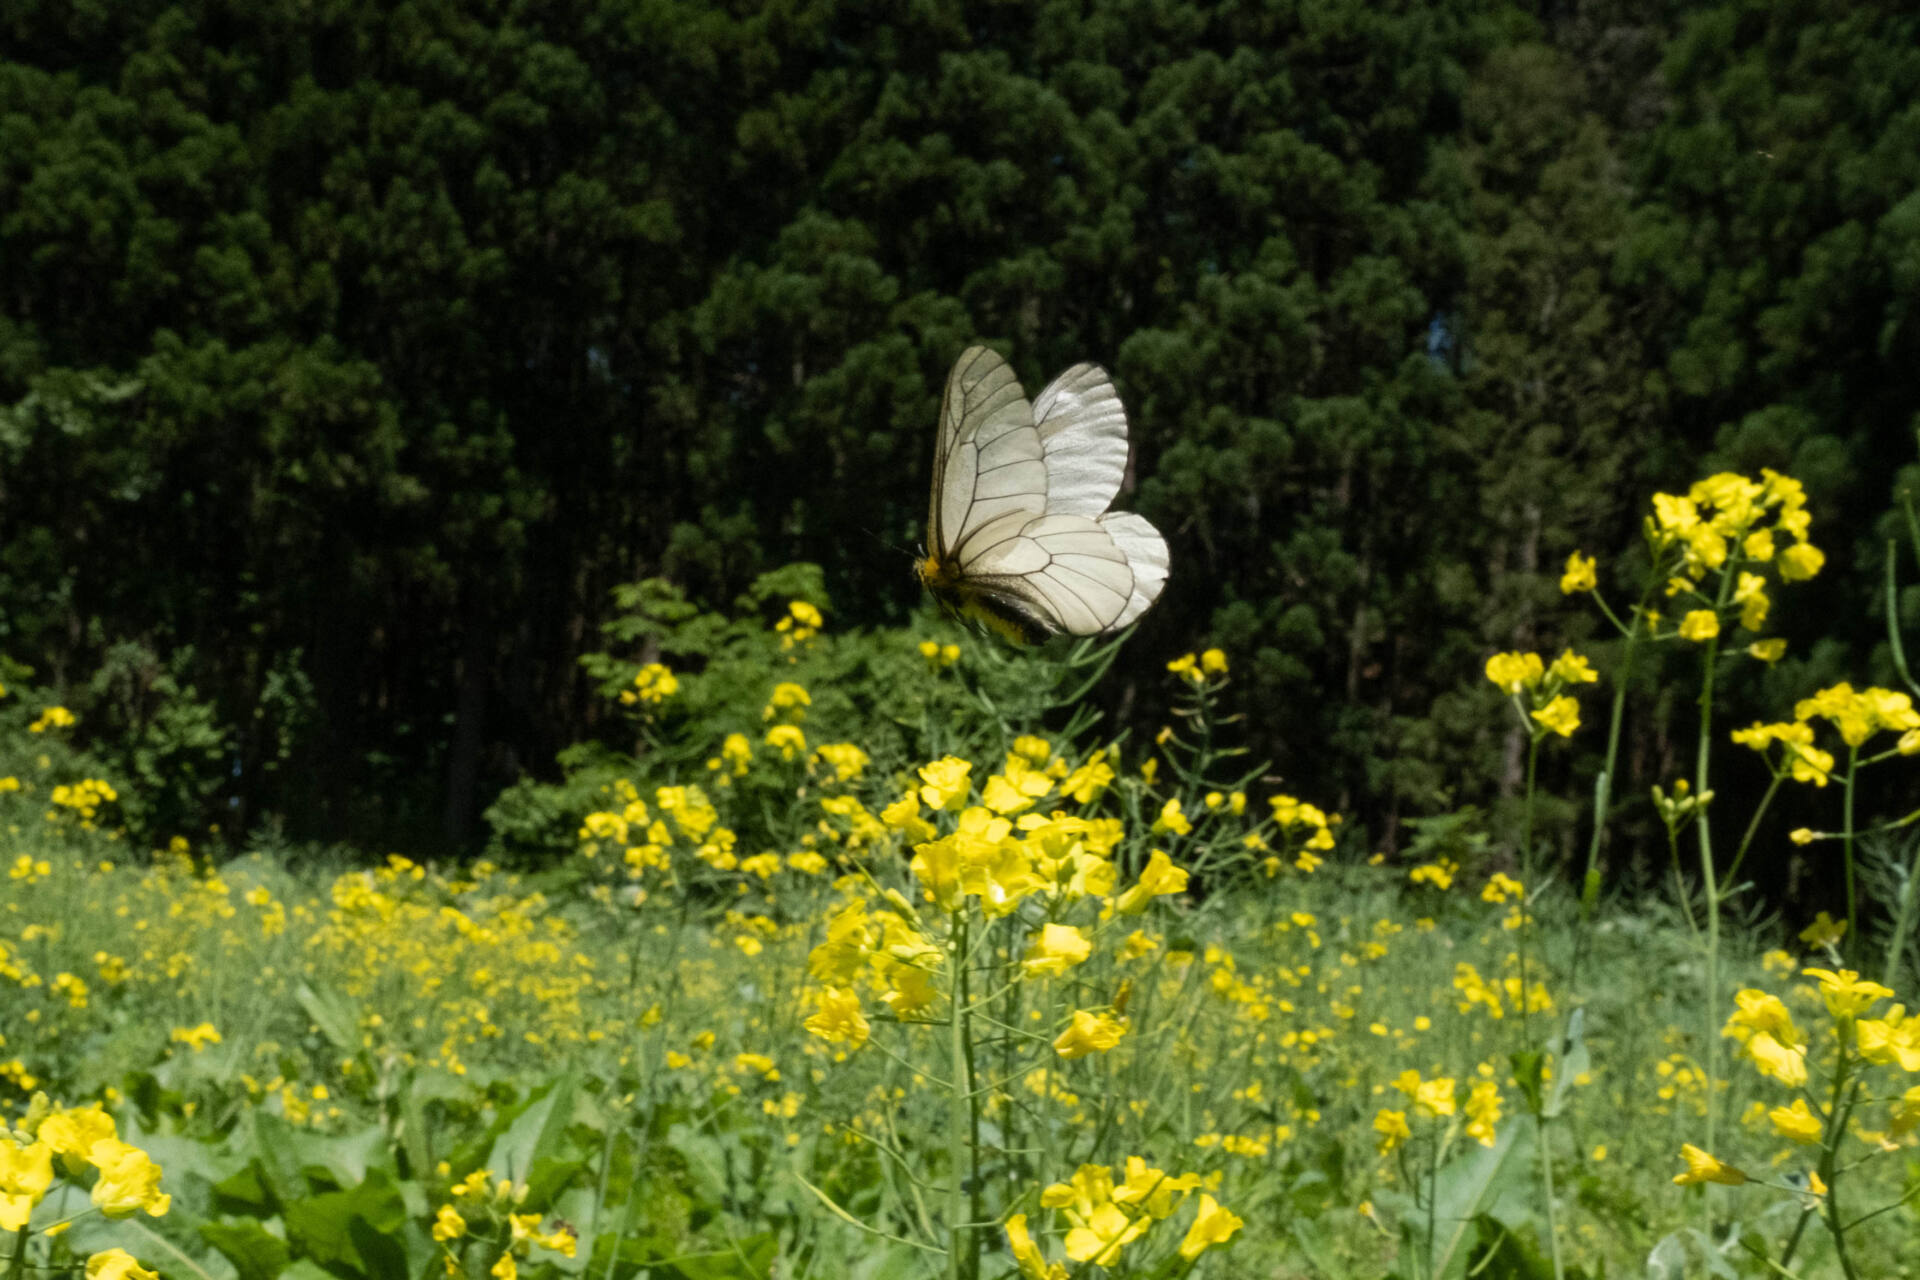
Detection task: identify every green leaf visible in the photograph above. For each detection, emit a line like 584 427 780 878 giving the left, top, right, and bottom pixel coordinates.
200 1218 291 1280
281 1166 410 1277
486 1072 578 1198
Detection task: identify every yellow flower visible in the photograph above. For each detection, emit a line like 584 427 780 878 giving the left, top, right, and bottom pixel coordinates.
1677 610 1720 642
1115 850 1190 914
1748 638 1786 663
1547 650 1598 684
1746 1032 1809 1088
1200 648 1229 675
1022 923 1092 977
87 1139 169 1218
918 757 972 811
1114 1157 1200 1218
0 1138 53 1231
1801 967 1894 1020
1789 827 1815 846
812 742 869 782
1413 1076 1457 1118
1150 799 1191 836
36 1106 114 1159
1559 551 1597 594
1768 1098 1824 1145
85 1251 159 1280
804 987 870 1047
1484 651 1544 694
1530 696 1580 738
1054 1010 1128 1059
1798 912 1847 948
491 1255 517 1280
1177 1194 1244 1259
1060 754 1114 804
1005 1214 1067 1280
1373 1109 1411 1153
1672 1144 1747 1186
170 1023 222 1052
432 1204 467 1241
1464 1080 1502 1146
1778 542 1825 581
1166 653 1204 685
763 724 807 761
1857 1014 1920 1072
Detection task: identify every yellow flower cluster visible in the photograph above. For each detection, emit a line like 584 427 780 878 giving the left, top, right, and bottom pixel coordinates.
27 706 75 734
1793 683 1920 750
918 638 962 669
1721 968 1920 1163
1484 649 1597 739
807 897 941 1026
1 1097 170 1238
775 599 822 650
1007 1157 1241 1275
49 778 118 824
1166 649 1228 686
1732 683 1920 788
762 680 811 722
579 779 740 880
432 1166 577 1278
618 662 679 706
1262 794 1337 873
1644 470 1822 645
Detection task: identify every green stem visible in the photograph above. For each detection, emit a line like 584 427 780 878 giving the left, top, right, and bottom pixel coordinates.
1880 834 1920 991
948 912 974 1280
6 1225 26 1280
1814 1049 1862 1280
1519 735 1541 1052
1517 738 1564 1280
1723 773 1784 885
1539 1115 1566 1280
1693 613 1726 1209
1841 747 1859 958
1573 598 1648 988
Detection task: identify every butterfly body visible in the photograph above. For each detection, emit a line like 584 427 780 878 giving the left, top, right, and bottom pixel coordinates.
922 347 1168 642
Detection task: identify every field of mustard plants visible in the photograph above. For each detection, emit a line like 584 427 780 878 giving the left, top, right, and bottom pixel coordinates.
4 471 1920 1280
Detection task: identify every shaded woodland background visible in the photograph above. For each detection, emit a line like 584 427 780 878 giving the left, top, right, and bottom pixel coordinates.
4 0 1919 878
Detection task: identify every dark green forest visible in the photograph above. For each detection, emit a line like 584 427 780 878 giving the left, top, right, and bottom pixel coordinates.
4 0 1918 876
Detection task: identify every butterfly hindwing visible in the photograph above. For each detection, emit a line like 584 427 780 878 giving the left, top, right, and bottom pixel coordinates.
961 513 1134 636
1097 511 1169 629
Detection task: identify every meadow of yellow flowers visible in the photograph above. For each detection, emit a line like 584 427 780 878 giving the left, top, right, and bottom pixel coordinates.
2 471 1918 1280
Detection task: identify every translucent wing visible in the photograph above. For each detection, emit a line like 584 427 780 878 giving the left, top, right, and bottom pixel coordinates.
931 347 1047 555
1033 362 1128 519
1098 511 1169 628
958 513 1134 636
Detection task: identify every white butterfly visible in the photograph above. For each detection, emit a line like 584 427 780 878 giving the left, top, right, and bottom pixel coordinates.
917 346 1169 643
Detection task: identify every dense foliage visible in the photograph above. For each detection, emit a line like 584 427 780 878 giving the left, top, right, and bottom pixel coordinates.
4 0 1919 867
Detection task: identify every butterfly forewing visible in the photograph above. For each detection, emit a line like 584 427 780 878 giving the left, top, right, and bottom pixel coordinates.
1033 363 1129 519
932 347 1045 555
